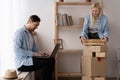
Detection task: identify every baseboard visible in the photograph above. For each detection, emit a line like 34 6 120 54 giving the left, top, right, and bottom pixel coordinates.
107 77 116 79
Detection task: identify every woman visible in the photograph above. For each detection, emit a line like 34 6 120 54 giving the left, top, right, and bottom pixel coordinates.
80 2 109 43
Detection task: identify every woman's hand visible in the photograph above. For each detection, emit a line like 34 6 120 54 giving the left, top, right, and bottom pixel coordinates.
102 36 108 44
102 36 108 41
80 36 86 44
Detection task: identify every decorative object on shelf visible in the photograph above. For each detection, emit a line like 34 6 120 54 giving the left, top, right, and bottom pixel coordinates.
79 18 84 28
59 0 64 2
86 0 91 2
57 39 63 49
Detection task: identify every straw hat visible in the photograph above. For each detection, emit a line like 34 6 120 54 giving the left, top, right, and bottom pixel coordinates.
2 69 21 80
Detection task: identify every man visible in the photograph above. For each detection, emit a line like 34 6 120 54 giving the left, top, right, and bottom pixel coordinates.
13 15 55 80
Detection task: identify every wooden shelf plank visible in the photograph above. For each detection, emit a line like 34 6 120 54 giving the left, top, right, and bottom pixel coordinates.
57 2 92 5
58 50 83 53
58 25 82 28
58 72 83 77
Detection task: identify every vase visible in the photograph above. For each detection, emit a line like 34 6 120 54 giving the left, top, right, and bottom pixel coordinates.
59 0 64 2
86 0 91 2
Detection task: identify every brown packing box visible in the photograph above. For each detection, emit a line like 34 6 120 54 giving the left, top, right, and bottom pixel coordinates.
83 50 93 57
94 77 106 80
82 76 93 80
82 56 106 77
83 51 106 57
83 46 106 52
82 76 106 80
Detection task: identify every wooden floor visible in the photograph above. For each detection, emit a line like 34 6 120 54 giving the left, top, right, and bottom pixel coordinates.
59 77 81 80
58 77 117 80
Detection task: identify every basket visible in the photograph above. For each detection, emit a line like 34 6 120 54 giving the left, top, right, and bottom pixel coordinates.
83 39 106 46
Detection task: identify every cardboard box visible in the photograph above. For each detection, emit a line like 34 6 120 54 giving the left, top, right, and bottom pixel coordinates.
82 76 106 80
83 46 106 52
82 76 93 80
83 51 106 57
82 56 106 77
94 77 106 80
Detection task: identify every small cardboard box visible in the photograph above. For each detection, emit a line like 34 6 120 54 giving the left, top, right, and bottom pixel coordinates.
96 52 106 57
83 46 106 52
82 56 106 77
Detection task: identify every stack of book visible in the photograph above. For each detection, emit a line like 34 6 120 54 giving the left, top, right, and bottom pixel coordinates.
57 13 73 26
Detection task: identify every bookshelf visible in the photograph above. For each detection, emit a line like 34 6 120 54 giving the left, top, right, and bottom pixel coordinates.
54 1 93 80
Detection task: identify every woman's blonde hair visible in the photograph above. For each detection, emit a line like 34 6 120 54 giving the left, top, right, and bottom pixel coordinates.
90 1 103 25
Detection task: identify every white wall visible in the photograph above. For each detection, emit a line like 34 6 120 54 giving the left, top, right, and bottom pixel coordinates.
104 0 120 77
19 0 55 51
19 0 120 77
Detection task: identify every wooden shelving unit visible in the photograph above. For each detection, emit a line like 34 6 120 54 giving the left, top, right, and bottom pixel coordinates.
54 1 92 80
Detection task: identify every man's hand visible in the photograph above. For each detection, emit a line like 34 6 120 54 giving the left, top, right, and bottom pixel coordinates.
34 52 43 57
34 52 50 57
42 52 50 56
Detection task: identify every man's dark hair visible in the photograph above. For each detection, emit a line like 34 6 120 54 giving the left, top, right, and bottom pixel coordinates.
29 15 41 22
